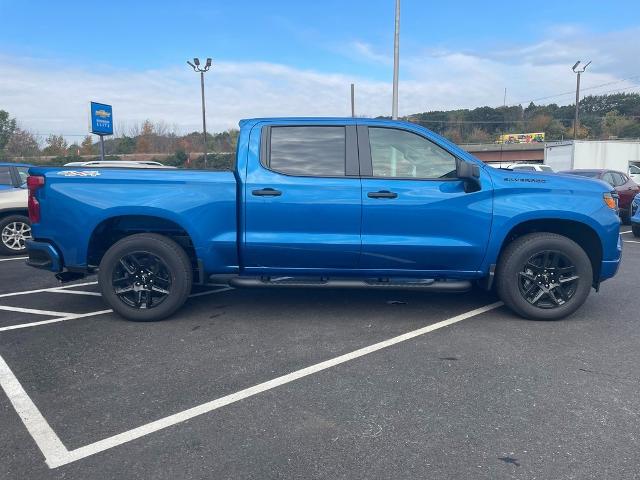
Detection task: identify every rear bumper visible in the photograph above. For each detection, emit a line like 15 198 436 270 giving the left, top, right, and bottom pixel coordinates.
25 239 62 272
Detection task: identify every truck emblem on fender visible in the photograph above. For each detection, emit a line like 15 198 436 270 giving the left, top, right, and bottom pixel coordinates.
58 170 101 177
504 177 547 183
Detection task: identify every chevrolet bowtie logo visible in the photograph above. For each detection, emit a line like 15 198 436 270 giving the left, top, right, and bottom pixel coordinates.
95 109 111 118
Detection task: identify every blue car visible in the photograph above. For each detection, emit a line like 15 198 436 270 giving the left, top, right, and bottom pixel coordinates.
25 118 622 322
631 193 640 237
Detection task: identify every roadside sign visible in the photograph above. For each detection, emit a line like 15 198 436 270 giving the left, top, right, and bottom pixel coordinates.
89 102 114 136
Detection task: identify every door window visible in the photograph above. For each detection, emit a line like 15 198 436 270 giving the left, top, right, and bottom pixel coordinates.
16 167 29 186
268 126 345 177
0 167 12 186
611 172 626 186
368 127 457 179
602 172 616 187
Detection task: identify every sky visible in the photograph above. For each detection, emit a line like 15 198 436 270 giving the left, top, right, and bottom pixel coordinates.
1 0 639 140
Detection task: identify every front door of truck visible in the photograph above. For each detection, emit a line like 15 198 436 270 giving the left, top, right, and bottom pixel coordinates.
243 123 362 272
358 125 493 274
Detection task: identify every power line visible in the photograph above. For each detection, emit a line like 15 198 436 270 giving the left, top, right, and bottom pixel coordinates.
510 75 640 106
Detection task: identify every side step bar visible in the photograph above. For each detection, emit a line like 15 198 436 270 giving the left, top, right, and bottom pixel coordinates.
227 276 472 293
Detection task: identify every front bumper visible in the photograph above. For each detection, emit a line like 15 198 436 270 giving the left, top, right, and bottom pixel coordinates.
26 239 62 272
599 233 622 282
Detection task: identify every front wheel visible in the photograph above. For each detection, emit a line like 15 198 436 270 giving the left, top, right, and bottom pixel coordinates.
496 233 593 320
98 233 193 321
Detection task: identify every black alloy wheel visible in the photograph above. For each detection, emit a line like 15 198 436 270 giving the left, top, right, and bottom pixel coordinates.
518 250 579 309
112 251 172 309
98 233 192 321
496 232 592 320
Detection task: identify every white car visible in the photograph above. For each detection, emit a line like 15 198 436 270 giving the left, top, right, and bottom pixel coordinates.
629 164 640 183
507 163 554 172
0 163 31 255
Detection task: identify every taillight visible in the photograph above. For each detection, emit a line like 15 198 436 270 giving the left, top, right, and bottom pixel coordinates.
27 175 45 223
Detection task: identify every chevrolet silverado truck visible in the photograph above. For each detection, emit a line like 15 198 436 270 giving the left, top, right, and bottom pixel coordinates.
26 118 622 321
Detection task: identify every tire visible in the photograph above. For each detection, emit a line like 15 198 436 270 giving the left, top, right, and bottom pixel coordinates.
98 233 193 321
496 233 593 321
620 213 631 225
0 215 32 255
633 225 640 238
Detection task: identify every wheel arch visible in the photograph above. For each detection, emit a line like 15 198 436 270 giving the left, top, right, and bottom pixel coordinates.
87 214 202 282
496 218 603 286
0 209 29 220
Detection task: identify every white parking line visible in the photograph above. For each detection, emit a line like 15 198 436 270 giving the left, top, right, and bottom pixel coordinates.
48 289 102 297
46 286 234 298
0 301 503 468
621 230 632 234
0 355 69 467
188 286 234 298
0 281 98 299
0 256 28 262
0 306 74 317
624 240 640 244
0 309 113 333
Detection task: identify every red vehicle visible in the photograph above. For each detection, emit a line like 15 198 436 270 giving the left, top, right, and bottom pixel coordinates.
560 169 640 223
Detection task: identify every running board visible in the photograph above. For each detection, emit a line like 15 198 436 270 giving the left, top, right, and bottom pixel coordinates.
227 276 472 293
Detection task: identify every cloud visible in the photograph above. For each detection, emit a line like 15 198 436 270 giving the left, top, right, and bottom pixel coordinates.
1 26 639 139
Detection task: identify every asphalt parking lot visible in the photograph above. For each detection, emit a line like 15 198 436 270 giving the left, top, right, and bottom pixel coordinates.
1 228 639 480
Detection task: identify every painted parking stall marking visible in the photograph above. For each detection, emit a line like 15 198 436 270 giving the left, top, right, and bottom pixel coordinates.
0 256 28 262
0 300 502 468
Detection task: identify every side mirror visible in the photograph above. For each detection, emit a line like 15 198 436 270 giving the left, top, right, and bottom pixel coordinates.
456 158 480 180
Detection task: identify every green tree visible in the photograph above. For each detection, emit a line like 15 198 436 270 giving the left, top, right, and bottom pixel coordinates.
80 135 96 155
4 128 40 158
0 110 17 158
42 134 68 157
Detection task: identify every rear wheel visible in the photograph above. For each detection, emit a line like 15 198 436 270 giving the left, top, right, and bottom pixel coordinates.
0 215 31 255
496 233 593 320
98 233 192 321
633 225 640 238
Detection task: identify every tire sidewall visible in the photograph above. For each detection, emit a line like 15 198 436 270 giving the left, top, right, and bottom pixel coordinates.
98 234 192 321
498 235 593 320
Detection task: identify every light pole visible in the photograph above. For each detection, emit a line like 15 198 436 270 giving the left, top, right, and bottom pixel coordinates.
572 60 591 139
392 0 400 119
187 57 212 168
350 83 355 117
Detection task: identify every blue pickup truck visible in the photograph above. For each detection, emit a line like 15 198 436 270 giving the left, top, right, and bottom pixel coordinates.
26 118 622 321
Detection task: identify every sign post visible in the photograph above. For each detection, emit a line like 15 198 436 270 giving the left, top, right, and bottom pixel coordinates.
89 102 114 162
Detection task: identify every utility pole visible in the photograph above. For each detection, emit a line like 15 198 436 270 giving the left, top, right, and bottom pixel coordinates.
391 0 400 119
572 60 591 139
350 83 355 117
187 57 213 168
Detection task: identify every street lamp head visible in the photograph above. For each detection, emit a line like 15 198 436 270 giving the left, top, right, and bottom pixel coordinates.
193 57 200 66
583 60 592 71
572 61 581 72
205 58 212 68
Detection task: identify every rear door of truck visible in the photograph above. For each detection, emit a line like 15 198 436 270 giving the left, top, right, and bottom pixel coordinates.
243 121 361 272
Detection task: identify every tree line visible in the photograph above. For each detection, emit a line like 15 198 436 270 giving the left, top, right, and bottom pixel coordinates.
405 93 640 143
2 92 640 167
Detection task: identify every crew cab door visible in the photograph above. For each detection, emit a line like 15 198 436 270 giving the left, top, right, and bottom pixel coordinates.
243 123 361 272
358 124 493 274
